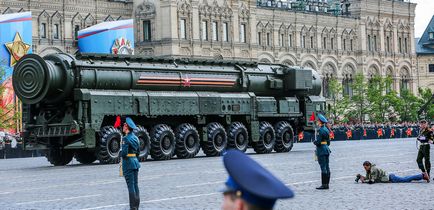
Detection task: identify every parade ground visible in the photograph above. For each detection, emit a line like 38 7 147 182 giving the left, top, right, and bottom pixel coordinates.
1 138 434 210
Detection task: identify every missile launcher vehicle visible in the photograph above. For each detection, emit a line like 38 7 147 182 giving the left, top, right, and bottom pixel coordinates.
13 53 325 165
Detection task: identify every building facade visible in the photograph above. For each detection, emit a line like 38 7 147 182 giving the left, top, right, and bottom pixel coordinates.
1 0 418 97
416 15 434 91
133 0 417 97
0 0 133 56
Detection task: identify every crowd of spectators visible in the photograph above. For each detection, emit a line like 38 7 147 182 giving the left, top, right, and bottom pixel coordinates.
298 121 433 142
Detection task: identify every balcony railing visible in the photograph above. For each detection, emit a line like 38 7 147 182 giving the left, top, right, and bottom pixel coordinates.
256 0 352 17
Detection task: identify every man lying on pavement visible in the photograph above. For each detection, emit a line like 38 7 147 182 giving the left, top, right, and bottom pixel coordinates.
355 161 430 184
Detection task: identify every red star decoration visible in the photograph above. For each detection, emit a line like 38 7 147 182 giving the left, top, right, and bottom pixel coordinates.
182 77 191 87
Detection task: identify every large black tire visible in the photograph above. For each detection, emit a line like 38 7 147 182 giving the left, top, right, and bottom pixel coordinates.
227 122 249 153
135 126 150 162
150 124 175 160
200 122 227 157
274 121 294 153
45 148 74 166
97 126 122 164
253 121 275 154
175 123 200 159
74 149 97 164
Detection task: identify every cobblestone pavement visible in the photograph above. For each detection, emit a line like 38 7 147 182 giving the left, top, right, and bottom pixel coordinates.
1 138 434 210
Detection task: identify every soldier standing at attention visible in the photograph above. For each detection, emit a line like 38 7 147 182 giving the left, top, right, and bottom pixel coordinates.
121 117 141 210
416 120 433 179
221 150 294 210
314 114 331 190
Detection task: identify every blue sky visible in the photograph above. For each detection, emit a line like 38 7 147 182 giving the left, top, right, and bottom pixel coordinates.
413 0 434 38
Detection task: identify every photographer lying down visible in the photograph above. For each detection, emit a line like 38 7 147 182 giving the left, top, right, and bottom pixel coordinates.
355 161 430 184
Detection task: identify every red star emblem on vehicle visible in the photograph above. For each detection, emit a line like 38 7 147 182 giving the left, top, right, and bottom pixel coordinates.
182 76 191 87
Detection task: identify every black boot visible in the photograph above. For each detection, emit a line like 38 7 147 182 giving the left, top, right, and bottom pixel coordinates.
316 174 328 190
326 173 331 189
129 193 137 210
135 194 140 209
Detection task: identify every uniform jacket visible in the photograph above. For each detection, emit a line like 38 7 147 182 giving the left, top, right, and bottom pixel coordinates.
365 165 389 183
121 132 140 173
417 128 434 143
313 125 331 156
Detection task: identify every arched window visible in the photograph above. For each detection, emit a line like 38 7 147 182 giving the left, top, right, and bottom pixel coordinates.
287 25 295 48
38 10 50 39
238 3 250 44
342 65 355 97
135 1 156 42
322 64 336 98
51 11 62 40
386 67 394 93
400 67 410 91
72 13 83 42
178 0 193 40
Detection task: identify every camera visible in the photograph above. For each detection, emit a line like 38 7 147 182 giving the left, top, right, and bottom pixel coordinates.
355 174 361 183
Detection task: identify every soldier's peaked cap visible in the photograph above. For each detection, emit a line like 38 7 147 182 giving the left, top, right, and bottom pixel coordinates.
317 114 328 123
222 150 294 209
125 117 138 130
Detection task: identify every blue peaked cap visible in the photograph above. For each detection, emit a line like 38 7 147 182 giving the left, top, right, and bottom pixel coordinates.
125 117 138 130
222 150 294 209
317 114 328 123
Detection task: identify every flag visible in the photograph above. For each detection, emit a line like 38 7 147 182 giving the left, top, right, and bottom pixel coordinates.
309 112 315 121
114 116 121 128
298 132 304 141
329 131 335 140
377 128 383 137
346 129 352 139
406 128 412 137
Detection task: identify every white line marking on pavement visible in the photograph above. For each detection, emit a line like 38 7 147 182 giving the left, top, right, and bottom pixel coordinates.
289 180 317 185
16 194 102 205
175 181 225 188
333 152 414 161
79 203 128 210
175 170 322 188
142 193 219 203
79 192 220 210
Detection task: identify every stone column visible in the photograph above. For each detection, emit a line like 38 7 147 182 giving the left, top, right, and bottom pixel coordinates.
359 21 366 52
393 24 398 54
379 24 385 52
190 0 200 56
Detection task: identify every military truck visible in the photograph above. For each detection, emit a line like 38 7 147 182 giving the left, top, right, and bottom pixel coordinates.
13 53 325 166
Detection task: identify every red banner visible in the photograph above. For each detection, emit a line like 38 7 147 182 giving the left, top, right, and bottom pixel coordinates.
406 128 412 137
346 129 352 139
377 128 383 138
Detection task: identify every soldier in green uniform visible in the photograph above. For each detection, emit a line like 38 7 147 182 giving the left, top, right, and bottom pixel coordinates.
313 114 331 190
416 120 434 179
356 161 430 183
121 117 141 210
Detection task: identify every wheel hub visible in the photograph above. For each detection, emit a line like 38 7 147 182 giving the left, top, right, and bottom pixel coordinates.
215 134 223 147
236 133 246 146
108 138 120 156
265 132 272 144
283 132 291 143
162 136 172 150
186 135 195 148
